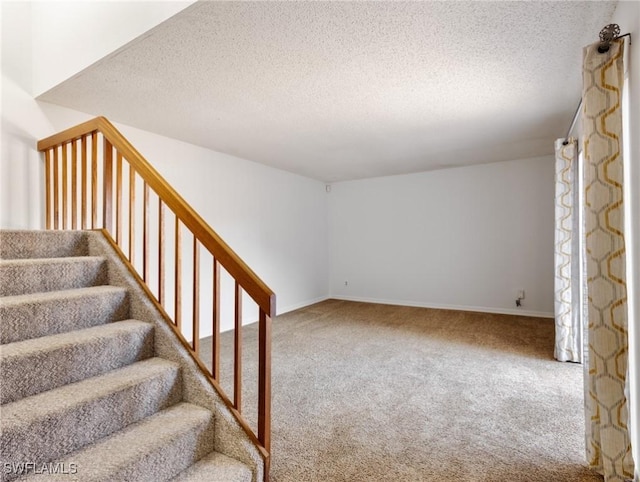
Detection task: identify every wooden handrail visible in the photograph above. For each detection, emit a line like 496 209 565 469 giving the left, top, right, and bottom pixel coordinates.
38 117 274 479
38 117 276 317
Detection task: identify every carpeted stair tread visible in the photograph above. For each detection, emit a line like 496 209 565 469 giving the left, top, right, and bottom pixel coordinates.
19 403 215 482
170 451 253 482
1 320 154 404
0 230 89 260
0 257 108 296
1 358 182 471
0 230 256 481
0 286 129 344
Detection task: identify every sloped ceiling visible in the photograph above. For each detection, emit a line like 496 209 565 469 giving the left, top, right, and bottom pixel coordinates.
38 1 618 182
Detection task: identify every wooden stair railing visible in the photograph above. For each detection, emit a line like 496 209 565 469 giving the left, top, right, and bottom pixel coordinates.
38 117 274 477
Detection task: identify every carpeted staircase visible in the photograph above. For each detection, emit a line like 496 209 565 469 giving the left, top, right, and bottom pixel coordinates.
0 230 261 481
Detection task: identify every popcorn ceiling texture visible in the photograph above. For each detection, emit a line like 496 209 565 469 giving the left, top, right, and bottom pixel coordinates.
39 1 617 181
0 230 259 482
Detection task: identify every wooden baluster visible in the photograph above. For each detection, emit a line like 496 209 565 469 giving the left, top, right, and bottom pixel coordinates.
212 259 220 380
91 132 98 228
175 219 182 330
258 309 272 453
192 238 200 354
234 282 243 412
128 167 136 264
158 200 165 306
81 136 88 229
71 140 78 229
143 182 150 282
53 147 59 229
115 152 123 245
37 117 276 460
103 138 113 233
45 150 51 229
62 143 68 229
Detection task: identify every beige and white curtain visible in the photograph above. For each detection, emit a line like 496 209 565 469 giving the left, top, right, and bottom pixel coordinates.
553 138 582 363
581 39 634 481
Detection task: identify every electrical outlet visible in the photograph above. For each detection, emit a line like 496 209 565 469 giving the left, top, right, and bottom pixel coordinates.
518 289 525 300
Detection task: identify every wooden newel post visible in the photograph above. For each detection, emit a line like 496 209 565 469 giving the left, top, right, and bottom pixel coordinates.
258 307 272 481
258 309 272 452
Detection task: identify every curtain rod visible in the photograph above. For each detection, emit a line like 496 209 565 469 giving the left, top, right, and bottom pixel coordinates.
563 26 631 143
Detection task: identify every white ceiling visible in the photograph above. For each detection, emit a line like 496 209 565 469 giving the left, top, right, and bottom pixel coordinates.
38 1 618 182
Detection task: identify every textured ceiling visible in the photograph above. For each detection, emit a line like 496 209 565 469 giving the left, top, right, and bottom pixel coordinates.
39 1 618 182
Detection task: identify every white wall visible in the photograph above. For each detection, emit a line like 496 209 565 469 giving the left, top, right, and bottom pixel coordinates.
1 2 329 326
108 120 330 318
31 1 195 96
33 103 331 328
4 3 637 458
2 1 55 229
611 1 640 476
1 0 192 227
328 156 555 317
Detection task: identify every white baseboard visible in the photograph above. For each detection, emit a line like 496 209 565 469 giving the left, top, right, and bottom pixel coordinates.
277 295 331 315
330 295 554 319
215 296 331 333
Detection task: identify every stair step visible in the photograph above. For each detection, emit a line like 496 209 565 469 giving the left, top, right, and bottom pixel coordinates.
19 403 215 482
0 286 129 344
0 257 108 297
171 452 253 482
0 358 182 473
0 230 89 260
1 320 154 404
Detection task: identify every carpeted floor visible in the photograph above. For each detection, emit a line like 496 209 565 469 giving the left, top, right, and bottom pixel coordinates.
201 299 599 482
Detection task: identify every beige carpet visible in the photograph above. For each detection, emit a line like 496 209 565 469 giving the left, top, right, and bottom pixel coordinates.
202 299 600 482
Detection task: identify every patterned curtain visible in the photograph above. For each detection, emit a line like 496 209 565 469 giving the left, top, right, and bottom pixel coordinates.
581 38 634 481
553 138 582 363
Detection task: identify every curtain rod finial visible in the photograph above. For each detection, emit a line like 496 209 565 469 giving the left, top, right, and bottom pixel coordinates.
598 23 621 53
